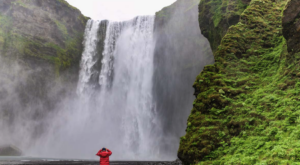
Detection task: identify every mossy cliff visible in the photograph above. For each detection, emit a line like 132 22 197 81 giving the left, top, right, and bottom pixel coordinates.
0 0 88 81
198 0 251 52
0 0 88 134
178 0 300 164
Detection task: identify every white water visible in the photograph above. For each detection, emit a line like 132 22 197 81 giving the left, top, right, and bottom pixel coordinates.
77 20 101 96
91 16 159 159
95 16 158 159
0 0 214 161
96 16 158 158
99 21 123 89
34 16 164 160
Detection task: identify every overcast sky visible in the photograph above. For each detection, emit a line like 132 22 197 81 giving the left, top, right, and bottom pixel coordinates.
65 0 177 21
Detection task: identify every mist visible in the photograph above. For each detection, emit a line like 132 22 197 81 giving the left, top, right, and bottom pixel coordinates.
151 0 214 157
0 54 65 152
0 0 213 161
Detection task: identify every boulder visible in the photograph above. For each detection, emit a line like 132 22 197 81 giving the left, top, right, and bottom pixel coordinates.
0 145 22 156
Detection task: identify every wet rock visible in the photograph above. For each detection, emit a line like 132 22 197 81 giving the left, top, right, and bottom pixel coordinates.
282 0 300 54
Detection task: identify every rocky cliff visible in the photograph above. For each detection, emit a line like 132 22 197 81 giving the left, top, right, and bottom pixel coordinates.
0 0 87 146
179 0 300 164
0 0 88 80
199 0 251 52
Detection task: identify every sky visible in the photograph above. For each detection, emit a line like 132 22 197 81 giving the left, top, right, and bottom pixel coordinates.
65 0 177 21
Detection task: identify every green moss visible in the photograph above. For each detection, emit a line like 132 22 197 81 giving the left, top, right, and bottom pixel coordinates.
178 0 300 164
52 19 68 37
199 0 251 52
0 27 83 78
0 0 87 84
43 33 83 77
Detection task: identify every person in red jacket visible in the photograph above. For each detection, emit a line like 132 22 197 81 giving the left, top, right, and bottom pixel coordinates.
96 147 112 165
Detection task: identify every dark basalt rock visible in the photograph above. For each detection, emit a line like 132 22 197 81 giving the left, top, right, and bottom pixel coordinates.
282 0 300 54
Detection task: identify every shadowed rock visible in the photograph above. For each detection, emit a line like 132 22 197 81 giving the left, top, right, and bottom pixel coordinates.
0 145 22 156
283 0 300 54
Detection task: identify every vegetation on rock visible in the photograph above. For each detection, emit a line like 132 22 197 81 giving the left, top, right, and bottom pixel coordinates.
178 0 300 164
198 0 251 52
0 0 88 79
0 0 88 138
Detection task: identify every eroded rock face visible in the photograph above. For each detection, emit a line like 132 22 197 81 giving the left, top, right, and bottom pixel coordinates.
282 0 300 54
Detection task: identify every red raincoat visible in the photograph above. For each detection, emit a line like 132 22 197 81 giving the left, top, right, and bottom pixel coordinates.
96 149 112 165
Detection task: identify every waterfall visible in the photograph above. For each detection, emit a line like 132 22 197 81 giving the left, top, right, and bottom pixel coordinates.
77 20 101 96
30 3 212 160
2 0 213 161
75 16 159 160
98 21 123 89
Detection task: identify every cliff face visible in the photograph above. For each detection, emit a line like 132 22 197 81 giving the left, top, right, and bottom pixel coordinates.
0 0 87 79
178 0 300 164
199 0 251 52
153 0 214 157
0 0 87 145
282 0 300 55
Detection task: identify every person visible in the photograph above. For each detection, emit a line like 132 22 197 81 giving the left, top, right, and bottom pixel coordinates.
96 147 112 165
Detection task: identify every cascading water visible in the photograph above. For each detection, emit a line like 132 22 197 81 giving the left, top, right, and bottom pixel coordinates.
28 0 213 159
98 21 123 89
0 0 213 161
98 16 157 158
77 20 101 96
73 16 160 160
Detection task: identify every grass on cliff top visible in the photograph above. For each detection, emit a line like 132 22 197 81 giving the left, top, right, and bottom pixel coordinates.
178 0 300 164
